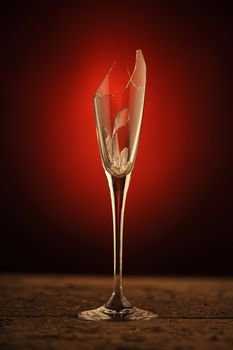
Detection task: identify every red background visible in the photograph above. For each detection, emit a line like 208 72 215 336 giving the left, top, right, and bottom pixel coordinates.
1 1 232 274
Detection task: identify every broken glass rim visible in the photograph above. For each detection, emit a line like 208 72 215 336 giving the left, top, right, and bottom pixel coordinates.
94 49 146 99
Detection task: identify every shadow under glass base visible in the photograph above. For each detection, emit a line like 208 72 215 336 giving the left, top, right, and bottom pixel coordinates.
78 305 157 321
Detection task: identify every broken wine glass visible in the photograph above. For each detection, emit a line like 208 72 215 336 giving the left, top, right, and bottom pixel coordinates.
79 50 156 321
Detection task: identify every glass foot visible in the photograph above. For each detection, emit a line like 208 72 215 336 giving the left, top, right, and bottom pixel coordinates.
79 305 157 321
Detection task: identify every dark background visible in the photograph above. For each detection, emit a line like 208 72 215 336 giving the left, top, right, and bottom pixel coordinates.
1 1 232 275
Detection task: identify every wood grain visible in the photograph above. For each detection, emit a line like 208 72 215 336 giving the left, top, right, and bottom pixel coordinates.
0 275 232 349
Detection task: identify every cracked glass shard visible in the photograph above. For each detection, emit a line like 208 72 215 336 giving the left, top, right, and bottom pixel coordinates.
120 147 128 166
104 108 130 172
112 108 130 137
94 49 146 177
105 134 113 163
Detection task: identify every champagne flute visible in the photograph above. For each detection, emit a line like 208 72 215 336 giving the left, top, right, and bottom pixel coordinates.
79 50 156 320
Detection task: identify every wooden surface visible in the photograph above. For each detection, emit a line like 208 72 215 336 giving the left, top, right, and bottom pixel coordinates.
0 275 233 350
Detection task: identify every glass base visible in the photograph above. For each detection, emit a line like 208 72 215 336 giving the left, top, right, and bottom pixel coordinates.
79 305 157 321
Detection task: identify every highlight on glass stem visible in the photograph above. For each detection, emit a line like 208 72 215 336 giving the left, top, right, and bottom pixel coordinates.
79 50 157 321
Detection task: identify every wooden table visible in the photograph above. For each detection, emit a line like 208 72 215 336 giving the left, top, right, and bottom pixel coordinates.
0 275 232 349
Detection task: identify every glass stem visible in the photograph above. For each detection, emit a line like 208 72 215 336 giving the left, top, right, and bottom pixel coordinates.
105 172 132 311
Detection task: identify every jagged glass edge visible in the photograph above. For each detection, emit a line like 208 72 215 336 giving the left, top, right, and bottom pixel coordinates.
94 49 146 99
94 49 146 177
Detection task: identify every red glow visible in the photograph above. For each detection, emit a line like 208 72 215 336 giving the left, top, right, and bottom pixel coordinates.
4 3 224 243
